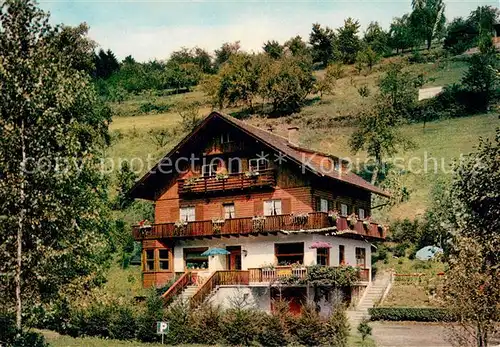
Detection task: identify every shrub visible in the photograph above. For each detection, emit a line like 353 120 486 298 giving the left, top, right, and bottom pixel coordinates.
357 318 372 341
222 308 260 346
136 290 165 342
188 303 223 344
392 243 409 257
164 300 191 344
369 307 453 322
257 313 288 347
325 302 349 347
139 102 170 113
109 306 137 340
291 305 326 346
0 312 48 347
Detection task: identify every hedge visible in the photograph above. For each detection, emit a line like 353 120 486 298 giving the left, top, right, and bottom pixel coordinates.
369 307 454 322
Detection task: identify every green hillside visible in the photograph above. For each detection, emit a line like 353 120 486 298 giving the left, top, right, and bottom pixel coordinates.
107 58 498 222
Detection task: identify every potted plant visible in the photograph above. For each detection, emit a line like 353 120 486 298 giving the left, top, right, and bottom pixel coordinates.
328 210 339 223
347 213 357 228
363 216 372 230
291 213 308 226
244 171 259 179
212 218 225 234
138 219 151 228
252 216 266 232
174 220 188 236
215 172 229 181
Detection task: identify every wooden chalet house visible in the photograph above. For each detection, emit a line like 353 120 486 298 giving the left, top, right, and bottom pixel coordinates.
129 111 389 313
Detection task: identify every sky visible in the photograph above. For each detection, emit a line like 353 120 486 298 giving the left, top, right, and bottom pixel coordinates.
39 0 498 62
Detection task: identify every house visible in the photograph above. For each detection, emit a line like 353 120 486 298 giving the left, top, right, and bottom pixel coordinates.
129 111 389 313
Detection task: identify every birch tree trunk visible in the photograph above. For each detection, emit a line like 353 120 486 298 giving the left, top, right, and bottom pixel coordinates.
16 120 26 329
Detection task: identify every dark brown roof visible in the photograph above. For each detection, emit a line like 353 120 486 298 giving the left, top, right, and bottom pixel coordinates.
129 111 390 199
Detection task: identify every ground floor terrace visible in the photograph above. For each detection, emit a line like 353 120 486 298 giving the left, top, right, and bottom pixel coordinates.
140 232 373 288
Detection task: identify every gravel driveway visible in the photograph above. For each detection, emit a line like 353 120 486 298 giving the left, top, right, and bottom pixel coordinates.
371 322 453 347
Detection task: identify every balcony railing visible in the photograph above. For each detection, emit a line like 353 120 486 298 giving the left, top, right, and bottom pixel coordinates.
178 169 276 195
132 212 386 240
248 266 369 283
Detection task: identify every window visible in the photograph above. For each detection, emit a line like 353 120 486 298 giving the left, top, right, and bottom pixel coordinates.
339 245 345 265
341 204 348 216
158 249 170 270
320 198 329 213
355 247 366 267
220 133 231 144
358 208 365 219
144 249 155 272
224 203 236 219
180 206 195 222
264 199 282 216
249 157 269 172
275 243 304 266
201 163 218 177
184 247 208 270
317 248 330 266
227 158 241 174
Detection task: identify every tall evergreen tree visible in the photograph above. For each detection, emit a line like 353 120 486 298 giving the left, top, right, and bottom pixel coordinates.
309 23 336 66
336 17 361 64
0 0 112 329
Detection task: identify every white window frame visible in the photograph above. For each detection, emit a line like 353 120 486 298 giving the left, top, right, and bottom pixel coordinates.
249 158 269 172
358 208 365 219
320 198 329 213
180 206 196 222
341 204 348 216
220 133 232 144
201 163 218 177
224 203 235 219
264 199 282 216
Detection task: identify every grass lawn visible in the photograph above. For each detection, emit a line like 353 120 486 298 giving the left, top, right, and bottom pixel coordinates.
41 329 375 347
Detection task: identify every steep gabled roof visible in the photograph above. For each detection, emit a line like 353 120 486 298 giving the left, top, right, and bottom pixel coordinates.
129 111 390 200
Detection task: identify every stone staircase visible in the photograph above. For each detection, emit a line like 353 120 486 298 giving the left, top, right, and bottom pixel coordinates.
347 272 392 328
171 285 199 305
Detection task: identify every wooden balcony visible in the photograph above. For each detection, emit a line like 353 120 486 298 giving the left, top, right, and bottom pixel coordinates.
177 169 276 195
248 266 369 283
132 212 386 240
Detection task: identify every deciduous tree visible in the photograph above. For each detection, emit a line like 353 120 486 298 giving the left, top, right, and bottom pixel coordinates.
0 0 112 329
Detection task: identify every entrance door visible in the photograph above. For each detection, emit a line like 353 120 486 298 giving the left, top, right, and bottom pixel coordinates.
227 246 242 270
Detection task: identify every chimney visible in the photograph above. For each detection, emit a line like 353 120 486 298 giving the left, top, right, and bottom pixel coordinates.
287 126 299 145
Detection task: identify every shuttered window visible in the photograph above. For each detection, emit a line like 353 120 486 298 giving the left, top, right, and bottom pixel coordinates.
356 247 366 267
180 206 195 221
341 204 348 216
358 208 365 219
264 200 282 216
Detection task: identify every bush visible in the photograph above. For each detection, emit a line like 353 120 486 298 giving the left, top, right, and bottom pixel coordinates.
257 313 288 347
188 303 223 344
109 306 137 340
164 300 190 344
325 302 349 347
139 102 170 113
136 290 165 343
222 308 260 346
291 305 326 346
392 243 409 258
369 307 453 322
0 312 48 347
357 318 372 341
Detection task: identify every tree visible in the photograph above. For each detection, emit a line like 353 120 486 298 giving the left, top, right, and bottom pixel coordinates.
364 21 390 55
468 5 499 35
259 55 315 113
461 46 499 111
378 63 424 118
443 17 477 54
309 23 336 66
94 48 120 79
314 63 338 98
336 17 361 64
389 14 416 53
440 129 500 347
114 162 138 210
203 53 264 111
214 41 240 69
349 101 414 184
358 46 380 71
169 47 213 74
0 0 112 329
263 40 283 59
284 35 309 57
410 0 446 50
